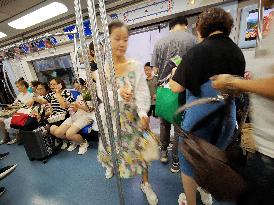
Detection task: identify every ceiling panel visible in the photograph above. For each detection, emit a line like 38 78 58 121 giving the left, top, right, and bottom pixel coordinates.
0 0 46 23
0 0 143 47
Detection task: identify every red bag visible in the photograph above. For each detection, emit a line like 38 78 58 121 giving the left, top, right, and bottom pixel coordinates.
11 113 29 127
11 113 39 131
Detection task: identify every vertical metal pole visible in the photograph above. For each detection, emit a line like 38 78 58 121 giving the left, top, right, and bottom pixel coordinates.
86 0 125 204
98 0 122 147
73 0 106 150
257 0 264 47
73 33 80 79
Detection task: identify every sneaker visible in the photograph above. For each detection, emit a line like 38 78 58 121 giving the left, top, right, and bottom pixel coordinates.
67 142 78 152
167 142 173 151
78 140 89 155
197 187 213 205
0 152 9 160
0 187 6 197
141 182 158 205
105 167 114 179
61 140 68 150
170 162 180 173
7 138 17 145
0 164 17 180
0 140 6 145
160 150 168 163
178 193 187 205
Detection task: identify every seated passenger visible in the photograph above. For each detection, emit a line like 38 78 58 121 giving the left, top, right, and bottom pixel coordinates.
28 80 40 95
53 93 95 155
73 78 87 93
0 80 33 144
26 78 74 149
34 82 51 119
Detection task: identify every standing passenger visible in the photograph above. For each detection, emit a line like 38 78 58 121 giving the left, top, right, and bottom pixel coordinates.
144 62 157 118
170 8 245 205
96 21 158 205
151 16 196 173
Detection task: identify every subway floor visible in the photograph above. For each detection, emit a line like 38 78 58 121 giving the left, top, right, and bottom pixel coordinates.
0 118 232 205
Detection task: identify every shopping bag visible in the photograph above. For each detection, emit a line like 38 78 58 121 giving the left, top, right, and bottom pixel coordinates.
155 86 182 123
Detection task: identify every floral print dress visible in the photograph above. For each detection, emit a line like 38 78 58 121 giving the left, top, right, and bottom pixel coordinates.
96 60 151 178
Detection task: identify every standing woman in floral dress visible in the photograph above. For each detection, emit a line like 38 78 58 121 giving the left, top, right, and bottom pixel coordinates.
95 21 158 205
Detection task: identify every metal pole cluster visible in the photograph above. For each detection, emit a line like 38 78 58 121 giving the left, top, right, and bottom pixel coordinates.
73 0 106 153
74 0 125 204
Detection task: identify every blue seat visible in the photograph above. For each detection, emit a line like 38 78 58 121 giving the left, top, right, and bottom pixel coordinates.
70 90 81 101
80 123 93 135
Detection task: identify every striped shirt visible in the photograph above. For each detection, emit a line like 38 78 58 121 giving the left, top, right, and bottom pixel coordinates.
44 90 74 115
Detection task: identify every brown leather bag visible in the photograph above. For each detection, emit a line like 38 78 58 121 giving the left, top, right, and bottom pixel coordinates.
174 95 249 201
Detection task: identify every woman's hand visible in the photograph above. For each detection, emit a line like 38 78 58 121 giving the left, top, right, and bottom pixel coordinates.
26 99 35 107
70 102 78 112
120 85 133 102
56 84 62 94
140 116 150 131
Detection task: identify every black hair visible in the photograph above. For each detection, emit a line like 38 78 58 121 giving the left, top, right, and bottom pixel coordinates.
17 80 29 88
79 78 85 86
108 20 129 34
73 78 86 87
50 77 66 89
30 80 40 88
37 82 50 92
144 62 152 68
169 16 188 30
16 77 24 84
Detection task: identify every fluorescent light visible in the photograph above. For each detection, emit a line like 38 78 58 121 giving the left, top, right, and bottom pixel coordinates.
0 32 7 39
8 2 68 29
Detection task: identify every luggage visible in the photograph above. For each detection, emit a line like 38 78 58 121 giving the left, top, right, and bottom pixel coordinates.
21 126 54 163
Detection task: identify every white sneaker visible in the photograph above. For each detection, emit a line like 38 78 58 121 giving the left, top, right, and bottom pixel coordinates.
67 142 78 152
61 140 68 150
178 193 187 205
7 139 17 145
105 167 114 179
197 187 213 205
78 140 89 155
141 182 158 205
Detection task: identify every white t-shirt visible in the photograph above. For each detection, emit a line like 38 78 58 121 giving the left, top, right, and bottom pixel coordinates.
250 18 274 158
14 92 33 104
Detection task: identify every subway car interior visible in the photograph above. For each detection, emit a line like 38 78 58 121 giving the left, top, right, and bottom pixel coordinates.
0 0 274 205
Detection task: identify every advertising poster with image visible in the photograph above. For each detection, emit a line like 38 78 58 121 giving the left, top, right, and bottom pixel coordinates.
245 8 274 41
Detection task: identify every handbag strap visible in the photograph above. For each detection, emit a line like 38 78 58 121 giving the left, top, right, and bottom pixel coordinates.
173 95 228 139
173 94 249 148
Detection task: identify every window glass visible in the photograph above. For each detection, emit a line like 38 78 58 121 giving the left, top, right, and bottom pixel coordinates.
32 54 74 88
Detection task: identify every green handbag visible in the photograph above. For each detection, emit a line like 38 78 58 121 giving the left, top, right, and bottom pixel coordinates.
155 87 182 124
155 54 183 124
